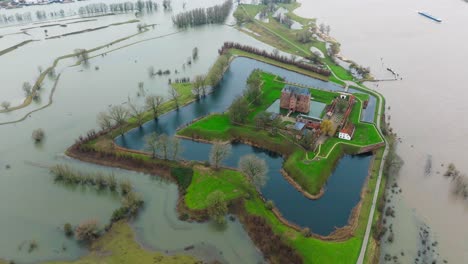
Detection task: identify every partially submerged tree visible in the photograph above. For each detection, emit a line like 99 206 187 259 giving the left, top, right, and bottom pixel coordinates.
1 101 10 110
192 47 199 60
206 190 228 225
32 128 45 143
97 111 113 131
169 87 179 110
109 105 129 127
145 95 164 120
238 154 268 191
209 141 232 169
128 102 145 127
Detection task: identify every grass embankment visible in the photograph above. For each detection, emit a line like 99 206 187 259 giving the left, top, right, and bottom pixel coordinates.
229 48 329 81
46 19 140 39
235 3 354 82
45 221 198 264
179 72 382 195
0 39 36 56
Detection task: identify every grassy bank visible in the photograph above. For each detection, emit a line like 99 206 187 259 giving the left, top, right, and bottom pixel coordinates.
45 222 198 264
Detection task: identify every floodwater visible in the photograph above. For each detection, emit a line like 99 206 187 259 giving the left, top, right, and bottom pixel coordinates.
0 1 271 263
116 57 374 236
296 0 468 262
0 0 391 263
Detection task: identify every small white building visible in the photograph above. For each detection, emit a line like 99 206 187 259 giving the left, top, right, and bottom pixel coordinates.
338 123 355 141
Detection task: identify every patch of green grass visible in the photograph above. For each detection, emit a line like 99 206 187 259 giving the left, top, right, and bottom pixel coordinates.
185 168 251 210
46 221 198 264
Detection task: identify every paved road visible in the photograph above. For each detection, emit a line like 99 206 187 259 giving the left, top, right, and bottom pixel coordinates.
327 65 388 263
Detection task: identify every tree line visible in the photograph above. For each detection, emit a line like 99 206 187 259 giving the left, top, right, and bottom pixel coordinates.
219 42 331 76
77 1 158 16
172 0 233 28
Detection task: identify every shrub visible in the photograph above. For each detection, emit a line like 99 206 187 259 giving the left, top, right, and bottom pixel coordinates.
64 223 73 237
265 200 274 210
28 240 38 253
301 227 311 237
32 128 45 142
111 207 128 222
75 219 99 242
119 180 132 195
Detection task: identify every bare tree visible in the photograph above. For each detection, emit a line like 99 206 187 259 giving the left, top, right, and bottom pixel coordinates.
137 82 145 97
238 154 268 191
109 105 128 127
128 102 145 127
169 87 179 110
97 111 113 131
192 47 199 60
145 95 164 120
145 132 159 158
148 66 155 78
209 141 232 169
157 133 170 159
192 75 205 99
1 101 11 110
170 137 182 160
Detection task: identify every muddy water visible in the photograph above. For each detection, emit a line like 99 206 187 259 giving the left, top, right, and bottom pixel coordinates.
297 0 468 262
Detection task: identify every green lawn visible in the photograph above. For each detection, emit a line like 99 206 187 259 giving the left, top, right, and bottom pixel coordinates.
185 168 251 210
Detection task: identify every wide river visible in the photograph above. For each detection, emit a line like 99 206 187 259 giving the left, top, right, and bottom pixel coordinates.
296 0 468 262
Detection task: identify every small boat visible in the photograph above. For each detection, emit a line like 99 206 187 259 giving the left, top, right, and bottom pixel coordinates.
418 11 442 23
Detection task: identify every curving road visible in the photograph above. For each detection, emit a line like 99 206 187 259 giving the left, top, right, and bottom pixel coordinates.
327 64 388 263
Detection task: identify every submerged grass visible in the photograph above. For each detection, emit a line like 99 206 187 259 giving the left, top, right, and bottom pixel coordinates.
45 221 198 264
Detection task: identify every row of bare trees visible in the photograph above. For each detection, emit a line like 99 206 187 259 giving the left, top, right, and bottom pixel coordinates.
77 1 158 16
172 0 233 28
219 42 331 76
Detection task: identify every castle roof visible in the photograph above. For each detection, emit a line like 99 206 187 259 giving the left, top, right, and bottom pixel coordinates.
282 85 310 96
